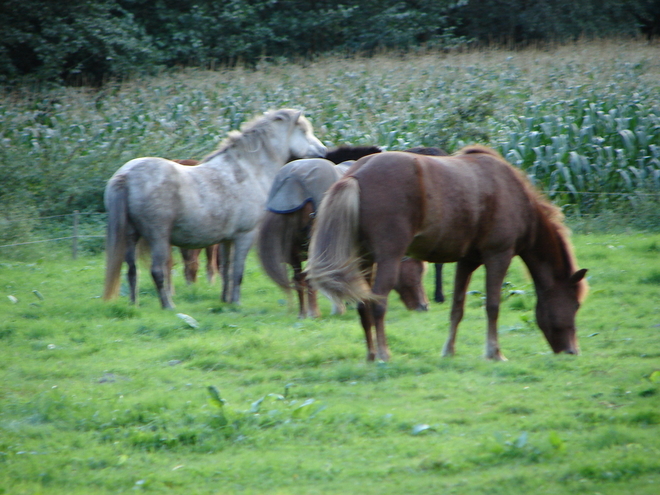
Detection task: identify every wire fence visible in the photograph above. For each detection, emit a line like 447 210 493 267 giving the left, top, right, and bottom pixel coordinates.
0 211 106 259
1 189 659 259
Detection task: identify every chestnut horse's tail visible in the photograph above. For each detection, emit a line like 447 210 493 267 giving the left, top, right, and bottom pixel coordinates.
103 175 129 300
257 211 298 290
306 177 373 303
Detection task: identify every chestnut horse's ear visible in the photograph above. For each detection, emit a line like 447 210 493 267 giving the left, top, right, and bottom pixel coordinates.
569 268 588 284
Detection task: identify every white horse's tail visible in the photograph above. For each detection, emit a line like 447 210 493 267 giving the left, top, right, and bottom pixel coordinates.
306 177 374 303
103 175 128 300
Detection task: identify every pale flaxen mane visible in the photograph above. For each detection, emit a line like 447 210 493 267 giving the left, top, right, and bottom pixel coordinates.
456 145 588 301
200 109 305 163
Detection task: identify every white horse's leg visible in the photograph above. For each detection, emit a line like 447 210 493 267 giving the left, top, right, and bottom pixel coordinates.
220 241 232 303
229 231 256 304
150 239 175 309
125 235 139 305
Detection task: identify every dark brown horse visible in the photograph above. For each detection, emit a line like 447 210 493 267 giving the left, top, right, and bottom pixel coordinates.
306 146 588 362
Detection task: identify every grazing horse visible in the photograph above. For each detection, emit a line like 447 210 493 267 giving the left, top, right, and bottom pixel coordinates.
306 146 588 362
257 156 429 318
103 108 326 308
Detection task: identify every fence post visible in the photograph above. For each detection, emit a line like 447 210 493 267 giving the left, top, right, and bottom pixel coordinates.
72 210 79 259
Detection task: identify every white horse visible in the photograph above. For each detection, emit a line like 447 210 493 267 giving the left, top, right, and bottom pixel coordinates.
103 108 326 308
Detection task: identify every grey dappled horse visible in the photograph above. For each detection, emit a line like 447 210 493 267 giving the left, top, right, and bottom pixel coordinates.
103 108 326 308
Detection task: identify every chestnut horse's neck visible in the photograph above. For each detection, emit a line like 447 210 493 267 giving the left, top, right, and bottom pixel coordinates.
520 199 585 298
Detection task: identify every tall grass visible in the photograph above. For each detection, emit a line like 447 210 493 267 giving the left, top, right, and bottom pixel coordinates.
1 39 659 223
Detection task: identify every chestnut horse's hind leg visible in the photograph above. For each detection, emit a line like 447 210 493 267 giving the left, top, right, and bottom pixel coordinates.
369 258 404 362
180 248 200 284
205 245 219 284
442 259 479 357
357 263 377 360
483 252 514 361
357 301 376 361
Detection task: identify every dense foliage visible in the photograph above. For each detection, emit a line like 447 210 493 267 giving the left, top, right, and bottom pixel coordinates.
1 0 658 84
2 40 658 237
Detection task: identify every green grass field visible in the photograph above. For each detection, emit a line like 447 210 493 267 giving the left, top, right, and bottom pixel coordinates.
1 39 660 494
1 231 659 494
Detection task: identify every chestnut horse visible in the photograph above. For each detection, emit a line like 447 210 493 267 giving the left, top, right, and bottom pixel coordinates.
306 146 588 362
257 156 429 318
103 109 326 308
326 145 451 304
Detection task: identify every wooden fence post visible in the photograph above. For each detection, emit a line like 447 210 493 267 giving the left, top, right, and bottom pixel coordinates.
72 210 79 259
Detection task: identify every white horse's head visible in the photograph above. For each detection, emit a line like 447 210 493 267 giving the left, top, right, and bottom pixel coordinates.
277 109 326 160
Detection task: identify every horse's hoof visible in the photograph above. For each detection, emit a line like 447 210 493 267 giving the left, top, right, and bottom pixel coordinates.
441 344 455 357
376 351 391 362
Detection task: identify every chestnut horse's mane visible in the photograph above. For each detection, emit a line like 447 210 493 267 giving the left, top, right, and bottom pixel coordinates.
456 145 587 301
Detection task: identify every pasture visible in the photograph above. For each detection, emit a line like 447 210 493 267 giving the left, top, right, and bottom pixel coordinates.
1 232 660 494
1 39 660 493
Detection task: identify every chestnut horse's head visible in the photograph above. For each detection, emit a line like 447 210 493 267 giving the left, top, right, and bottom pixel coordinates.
394 258 429 311
535 268 588 354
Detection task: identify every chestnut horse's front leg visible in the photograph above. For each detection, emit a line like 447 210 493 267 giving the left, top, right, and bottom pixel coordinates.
442 259 479 357
483 251 514 361
205 245 219 284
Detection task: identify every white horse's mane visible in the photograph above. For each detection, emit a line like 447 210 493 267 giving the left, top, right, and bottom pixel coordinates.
201 108 307 163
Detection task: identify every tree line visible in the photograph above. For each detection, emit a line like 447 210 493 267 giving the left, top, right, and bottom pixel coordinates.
1 0 658 85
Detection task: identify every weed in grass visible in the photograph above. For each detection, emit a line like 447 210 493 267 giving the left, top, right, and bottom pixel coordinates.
639 270 660 285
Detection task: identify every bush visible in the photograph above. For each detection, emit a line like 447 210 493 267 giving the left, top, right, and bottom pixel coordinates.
0 0 157 84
